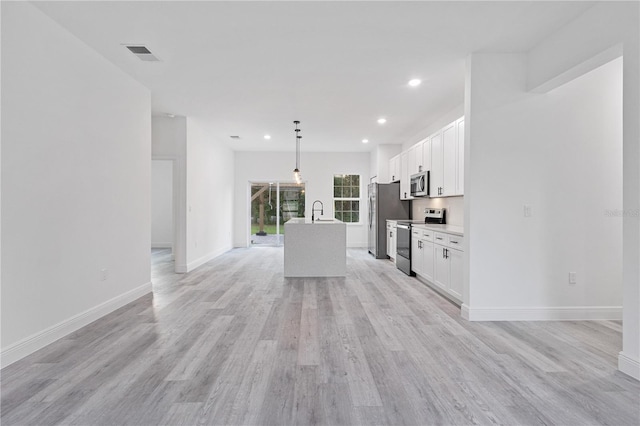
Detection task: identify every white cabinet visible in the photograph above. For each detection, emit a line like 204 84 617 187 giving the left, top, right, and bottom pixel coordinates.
413 228 463 303
422 137 431 175
430 130 443 196
442 122 457 197
448 247 463 300
455 117 464 195
411 229 423 275
411 227 434 282
409 141 425 175
389 155 400 183
387 221 397 262
430 117 464 197
400 151 412 200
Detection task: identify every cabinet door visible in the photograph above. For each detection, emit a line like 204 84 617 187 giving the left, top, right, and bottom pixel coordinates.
449 247 463 300
411 233 422 275
456 118 464 195
442 122 456 197
390 227 397 262
422 137 431 174
389 155 400 182
414 142 424 173
421 240 434 283
433 244 449 290
400 151 412 200
430 131 443 196
386 229 392 257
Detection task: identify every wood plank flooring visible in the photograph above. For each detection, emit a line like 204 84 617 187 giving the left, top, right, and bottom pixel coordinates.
2 247 639 425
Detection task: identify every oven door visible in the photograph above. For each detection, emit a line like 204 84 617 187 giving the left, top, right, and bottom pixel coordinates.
396 224 413 275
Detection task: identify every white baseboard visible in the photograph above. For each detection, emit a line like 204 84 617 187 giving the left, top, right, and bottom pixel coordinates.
185 246 231 273
618 352 640 380
462 305 622 321
1 282 152 369
151 242 173 249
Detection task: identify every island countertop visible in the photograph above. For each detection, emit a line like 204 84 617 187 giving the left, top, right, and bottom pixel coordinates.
286 218 344 225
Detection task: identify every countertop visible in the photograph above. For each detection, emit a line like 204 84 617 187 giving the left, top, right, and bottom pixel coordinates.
286 218 344 225
412 223 464 236
386 219 464 236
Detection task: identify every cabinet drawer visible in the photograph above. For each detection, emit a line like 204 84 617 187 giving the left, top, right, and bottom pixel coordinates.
421 229 434 242
433 232 447 244
448 235 464 249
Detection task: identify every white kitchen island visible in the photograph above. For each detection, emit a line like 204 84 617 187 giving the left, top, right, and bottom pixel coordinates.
284 218 347 277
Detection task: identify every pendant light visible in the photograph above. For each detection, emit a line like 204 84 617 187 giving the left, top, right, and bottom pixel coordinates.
293 120 302 184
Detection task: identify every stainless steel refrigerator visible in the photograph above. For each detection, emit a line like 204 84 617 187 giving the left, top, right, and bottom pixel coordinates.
368 182 411 259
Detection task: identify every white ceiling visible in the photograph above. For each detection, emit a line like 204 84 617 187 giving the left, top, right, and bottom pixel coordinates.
33 1 595 152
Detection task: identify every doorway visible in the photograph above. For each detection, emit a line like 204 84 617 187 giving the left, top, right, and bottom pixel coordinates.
250 181 305 246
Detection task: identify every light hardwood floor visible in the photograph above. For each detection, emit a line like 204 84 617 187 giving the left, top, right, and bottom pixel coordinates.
2 247 638 425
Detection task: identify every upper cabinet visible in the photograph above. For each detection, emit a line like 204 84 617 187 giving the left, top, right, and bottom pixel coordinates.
389 154 401 183
431 117 464 198
456 117 464 195
391 115 464 200
400 151 412 200
430 130 444 196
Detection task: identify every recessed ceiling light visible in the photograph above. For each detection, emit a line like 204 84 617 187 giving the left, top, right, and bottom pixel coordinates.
377 118 387 124
362 139 369 144
408 79 422 87
264 134 271 140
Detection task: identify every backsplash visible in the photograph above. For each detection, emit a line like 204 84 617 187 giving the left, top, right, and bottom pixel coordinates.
412 196 464 227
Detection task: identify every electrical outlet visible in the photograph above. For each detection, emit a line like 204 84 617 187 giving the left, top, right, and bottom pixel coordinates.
569 272 577 284
424 208 428 213
524 204 532 217
100 268 108 281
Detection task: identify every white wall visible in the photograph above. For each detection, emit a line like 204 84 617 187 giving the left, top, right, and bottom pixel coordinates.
524 0 639 381
185 118 235 271
465 53 623 320
234 151 370 248
152 116 187 271
1 2 152 366
151 160 174 248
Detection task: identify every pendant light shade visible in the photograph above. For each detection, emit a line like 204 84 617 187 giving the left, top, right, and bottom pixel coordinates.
293 120 302 183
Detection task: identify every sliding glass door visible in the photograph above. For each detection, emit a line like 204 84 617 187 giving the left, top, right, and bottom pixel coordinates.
250 181 305 246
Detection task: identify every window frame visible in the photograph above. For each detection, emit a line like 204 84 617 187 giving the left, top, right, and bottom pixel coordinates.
332 173 362 224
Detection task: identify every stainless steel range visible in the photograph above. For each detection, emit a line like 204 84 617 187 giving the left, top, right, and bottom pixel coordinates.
396 209 446 276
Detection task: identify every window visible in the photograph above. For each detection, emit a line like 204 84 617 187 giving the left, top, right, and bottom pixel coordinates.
333 174 360 223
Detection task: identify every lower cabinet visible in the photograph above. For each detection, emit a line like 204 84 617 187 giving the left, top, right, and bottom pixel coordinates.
387 222 397 262
412 228 463 303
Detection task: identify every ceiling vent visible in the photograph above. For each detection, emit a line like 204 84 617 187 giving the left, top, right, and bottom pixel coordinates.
230 136 241 140
125 45 160 62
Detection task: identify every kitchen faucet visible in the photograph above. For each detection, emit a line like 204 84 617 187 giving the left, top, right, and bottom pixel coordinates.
312 200 324 223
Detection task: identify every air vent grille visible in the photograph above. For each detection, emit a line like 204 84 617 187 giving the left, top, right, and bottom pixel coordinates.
124 45 160 62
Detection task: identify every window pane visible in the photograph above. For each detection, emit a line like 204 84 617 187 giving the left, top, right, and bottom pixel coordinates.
343 212 352 222
353 175 360 186
353 200 359 211
334 175 343 187
334 187 342 198
335 212 343 221
344 175 352 186
352 186 360 198
352 212 359 222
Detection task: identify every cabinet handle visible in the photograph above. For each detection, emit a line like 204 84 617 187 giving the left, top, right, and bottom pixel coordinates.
436 237 443 240
390 232 393 237
451 241 458 244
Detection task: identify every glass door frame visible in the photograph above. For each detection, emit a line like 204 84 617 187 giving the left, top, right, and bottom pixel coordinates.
249 180 304 247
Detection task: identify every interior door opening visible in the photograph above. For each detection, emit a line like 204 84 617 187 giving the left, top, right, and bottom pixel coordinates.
250 181 305 246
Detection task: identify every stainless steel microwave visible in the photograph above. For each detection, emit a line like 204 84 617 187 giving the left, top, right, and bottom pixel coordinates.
410 171 429 197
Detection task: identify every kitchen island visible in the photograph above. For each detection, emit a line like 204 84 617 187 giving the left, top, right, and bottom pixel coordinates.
284 218 346 277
